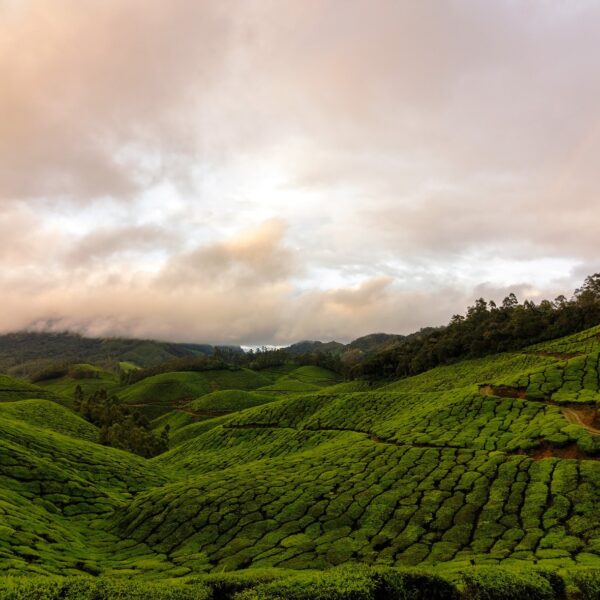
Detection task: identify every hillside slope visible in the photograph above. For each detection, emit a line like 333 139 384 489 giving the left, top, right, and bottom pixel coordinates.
0 374 62 403
0 331 242 374
1 326 600 578
119 368 273 418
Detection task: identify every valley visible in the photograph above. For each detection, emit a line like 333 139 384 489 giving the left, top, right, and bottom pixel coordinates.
2 326 600 597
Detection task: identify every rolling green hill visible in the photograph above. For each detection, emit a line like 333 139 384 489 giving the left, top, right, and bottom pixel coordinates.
0 374 62 403
257 366 343 394
34 363 121 406
0 399 99 441
119 369 273 418
0 331 242 375
3 326 600 597
187 390 275 413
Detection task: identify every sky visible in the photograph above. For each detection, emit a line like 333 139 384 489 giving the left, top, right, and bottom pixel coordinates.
1 0 600 345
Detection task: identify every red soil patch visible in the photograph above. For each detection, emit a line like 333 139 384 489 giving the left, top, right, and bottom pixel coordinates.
518 441 593 461
479 384 528 399
562 406 600 435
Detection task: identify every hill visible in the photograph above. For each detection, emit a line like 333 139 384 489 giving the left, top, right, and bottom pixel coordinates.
119 368 273 418
0 399 99 441
3 321 600 595
347 333 406 353
257 365 343 394
133 334 600 573
0 331 242 375
286 340 346 355
0 373 62 403
187 390 275 413
33 363 121 407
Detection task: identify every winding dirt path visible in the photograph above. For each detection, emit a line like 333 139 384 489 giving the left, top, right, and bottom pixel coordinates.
562 407 600 435
479 384 600 437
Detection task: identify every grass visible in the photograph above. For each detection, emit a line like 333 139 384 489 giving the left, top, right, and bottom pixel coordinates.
119 360 140 372
34 364 120 407
4 326 600 590
0 399 98 441
186 390 275 413
0 374 61 403
151 410 197 433
119 369 272 417
257 366 343 394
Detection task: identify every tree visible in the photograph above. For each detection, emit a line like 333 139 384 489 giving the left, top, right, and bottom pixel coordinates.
575 273 600 299
74 388 169 458
74 385 84 410
502 293 518 309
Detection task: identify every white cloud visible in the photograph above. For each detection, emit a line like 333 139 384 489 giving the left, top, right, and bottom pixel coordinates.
1 1 600 343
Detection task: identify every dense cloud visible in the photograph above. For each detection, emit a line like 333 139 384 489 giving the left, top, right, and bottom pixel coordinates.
0 1 599 343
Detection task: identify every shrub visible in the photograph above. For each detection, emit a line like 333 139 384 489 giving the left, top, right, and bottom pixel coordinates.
379 568 459 600
29 362 70 383
571 569 600 599
461 567 555 600
197 569 289 599
233 565 459 600
536 569 567 600
0 577 211 600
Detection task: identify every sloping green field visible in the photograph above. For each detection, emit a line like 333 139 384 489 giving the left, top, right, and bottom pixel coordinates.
0 374 61 403
187 390 275 413
34 364 120 405
2 329 600 596
119 369 273 418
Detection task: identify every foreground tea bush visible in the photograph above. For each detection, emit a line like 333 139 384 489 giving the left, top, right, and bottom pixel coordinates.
571 569 600 600
461 568 563 600
195 569 291 599
233 565 459 600
0 577 211 600
0 567 581 600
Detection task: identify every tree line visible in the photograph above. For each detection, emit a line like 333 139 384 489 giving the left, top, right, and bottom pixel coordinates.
352 273 600 381
74 387 169 457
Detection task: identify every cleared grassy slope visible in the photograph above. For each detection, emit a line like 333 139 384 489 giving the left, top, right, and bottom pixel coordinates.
0 399 98 441
0 374 61 403
187 390 275 413
34 364 120 404
119 369 272 418
257 366 342 394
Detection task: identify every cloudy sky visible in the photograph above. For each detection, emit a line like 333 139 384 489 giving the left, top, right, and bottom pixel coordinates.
1 0 599 345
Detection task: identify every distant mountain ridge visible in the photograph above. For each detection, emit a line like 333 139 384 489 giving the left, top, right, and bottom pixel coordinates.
285 331 435 356
0 331 243 376
285 340 346 354
0 330 410 378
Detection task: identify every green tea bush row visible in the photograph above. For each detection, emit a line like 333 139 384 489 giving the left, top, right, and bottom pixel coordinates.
570 569 600 600
0 577 211 600
232 565 458 600
0 564 591 600
461 568 564 600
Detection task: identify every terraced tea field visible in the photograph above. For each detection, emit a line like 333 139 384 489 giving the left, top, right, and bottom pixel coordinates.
3 329 600 596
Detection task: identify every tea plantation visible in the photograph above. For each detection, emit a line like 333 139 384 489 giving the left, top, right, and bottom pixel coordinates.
4 328 600 597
